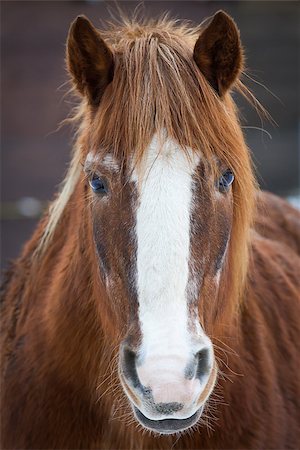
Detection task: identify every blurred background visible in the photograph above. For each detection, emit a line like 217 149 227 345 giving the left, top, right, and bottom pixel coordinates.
1 0 299 270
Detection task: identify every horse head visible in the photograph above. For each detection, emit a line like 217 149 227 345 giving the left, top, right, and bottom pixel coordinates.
64 11 254 434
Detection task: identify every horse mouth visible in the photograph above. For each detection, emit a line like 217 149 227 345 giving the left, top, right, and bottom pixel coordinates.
133 405 203 434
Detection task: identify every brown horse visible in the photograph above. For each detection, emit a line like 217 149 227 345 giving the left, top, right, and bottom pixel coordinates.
1 10 300 450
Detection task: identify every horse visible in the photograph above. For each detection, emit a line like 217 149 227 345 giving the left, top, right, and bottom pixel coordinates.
1 10 300 450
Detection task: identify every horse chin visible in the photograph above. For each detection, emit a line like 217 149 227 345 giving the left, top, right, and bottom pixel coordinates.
132 405 204 435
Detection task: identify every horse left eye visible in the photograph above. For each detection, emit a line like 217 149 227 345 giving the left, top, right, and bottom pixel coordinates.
218 169 234 193
89 175 108 194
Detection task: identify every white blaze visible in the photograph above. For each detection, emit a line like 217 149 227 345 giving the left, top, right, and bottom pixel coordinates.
132 135 208 385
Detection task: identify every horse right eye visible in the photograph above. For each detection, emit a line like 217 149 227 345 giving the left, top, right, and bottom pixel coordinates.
217 169 234 193
89 176 108 194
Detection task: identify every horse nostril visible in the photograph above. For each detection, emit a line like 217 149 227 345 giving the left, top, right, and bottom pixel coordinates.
196 347 210 380
121 346 141 389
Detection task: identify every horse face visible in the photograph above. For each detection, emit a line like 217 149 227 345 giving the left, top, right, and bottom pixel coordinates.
68 9 243 434
85 134 233 434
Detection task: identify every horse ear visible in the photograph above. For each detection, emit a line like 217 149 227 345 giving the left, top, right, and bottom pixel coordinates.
193 11 243 96
67 15 114 105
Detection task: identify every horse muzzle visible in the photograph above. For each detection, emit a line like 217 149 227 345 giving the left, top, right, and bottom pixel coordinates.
119 343 217 434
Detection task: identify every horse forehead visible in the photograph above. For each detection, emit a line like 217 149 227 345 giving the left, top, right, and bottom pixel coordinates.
131 134 201 185
85 136 200 178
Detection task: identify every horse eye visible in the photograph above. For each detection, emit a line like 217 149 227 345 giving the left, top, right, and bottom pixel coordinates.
218 169 234 193
89 175 108 194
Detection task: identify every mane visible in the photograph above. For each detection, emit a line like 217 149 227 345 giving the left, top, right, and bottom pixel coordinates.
36 15 257 311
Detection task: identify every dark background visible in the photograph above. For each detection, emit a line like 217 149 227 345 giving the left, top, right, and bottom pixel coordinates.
1 1 299 270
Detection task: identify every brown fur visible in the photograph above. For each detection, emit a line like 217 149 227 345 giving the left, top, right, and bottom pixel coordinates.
1 11 300 450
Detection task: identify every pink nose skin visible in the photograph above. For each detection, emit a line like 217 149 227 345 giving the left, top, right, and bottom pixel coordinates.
137 356 202 415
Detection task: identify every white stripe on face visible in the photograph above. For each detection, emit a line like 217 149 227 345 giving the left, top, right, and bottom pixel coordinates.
132 135 211 402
